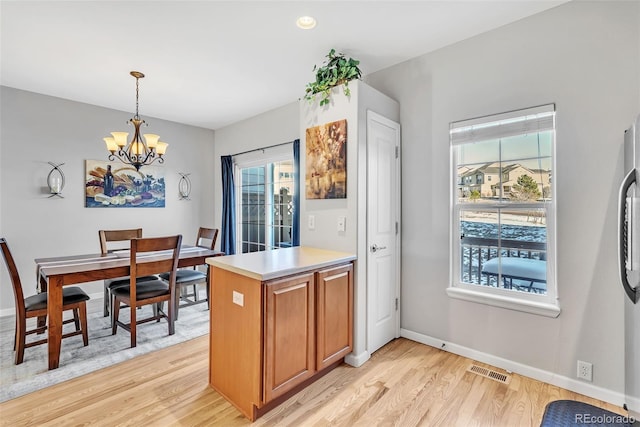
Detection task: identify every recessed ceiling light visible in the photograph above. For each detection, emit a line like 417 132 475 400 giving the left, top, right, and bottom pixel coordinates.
296 16 317 30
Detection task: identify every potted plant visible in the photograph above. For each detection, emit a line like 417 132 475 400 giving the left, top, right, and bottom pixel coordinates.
304 49 362 106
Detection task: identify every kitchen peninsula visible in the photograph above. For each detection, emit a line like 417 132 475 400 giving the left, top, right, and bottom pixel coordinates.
206 246 356 421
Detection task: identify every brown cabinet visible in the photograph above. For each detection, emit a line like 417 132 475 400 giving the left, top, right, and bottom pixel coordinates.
316 264 353 371
263 272 315 402
208 257 353 421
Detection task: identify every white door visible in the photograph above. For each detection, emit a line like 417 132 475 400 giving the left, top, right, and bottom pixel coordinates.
367 111 401 354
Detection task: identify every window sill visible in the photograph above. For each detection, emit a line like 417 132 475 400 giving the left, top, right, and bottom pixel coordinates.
446 287 561 318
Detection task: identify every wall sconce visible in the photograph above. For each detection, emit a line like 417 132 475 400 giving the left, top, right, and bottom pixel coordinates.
178 173 192 200
47 162 65 198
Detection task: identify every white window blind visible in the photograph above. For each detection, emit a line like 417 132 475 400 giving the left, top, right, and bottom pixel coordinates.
450 104 555 145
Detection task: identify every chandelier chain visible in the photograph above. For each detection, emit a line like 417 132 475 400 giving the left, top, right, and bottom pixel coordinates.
135 75 140 120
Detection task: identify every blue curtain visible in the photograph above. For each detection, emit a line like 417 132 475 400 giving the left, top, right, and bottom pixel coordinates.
220 155 236 255
292 139 301 246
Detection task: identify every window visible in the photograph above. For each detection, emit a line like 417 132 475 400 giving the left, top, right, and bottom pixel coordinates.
448 104 559 317
235 146 295 253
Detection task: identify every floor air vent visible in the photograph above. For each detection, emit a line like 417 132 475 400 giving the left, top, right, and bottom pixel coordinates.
467 364 511 384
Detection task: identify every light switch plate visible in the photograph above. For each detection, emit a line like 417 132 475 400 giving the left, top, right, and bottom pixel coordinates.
337 216 346 232
232 290 244 307
308 215 315 230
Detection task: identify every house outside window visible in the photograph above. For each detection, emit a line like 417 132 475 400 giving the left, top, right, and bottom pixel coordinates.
447 104 559 317
235 146 295 253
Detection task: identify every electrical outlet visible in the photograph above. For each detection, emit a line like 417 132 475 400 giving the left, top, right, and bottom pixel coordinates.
577 360 593 381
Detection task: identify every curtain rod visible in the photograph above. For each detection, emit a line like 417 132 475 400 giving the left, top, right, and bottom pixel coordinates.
229 140 294 158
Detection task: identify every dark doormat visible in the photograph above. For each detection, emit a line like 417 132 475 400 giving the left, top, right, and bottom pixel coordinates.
540 400 636 426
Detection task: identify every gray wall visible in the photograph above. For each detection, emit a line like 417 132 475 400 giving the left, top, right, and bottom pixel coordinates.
0 87 215 312
366 0 639 400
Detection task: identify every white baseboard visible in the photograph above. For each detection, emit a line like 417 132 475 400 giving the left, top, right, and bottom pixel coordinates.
0 292 104 319
626 395 640 418
345 350 370 367
400 328 627 409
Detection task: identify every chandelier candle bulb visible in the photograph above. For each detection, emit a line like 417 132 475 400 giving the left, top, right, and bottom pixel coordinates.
103 137 118 152
144 134 159 148
156 142 168 155
111 132 128 147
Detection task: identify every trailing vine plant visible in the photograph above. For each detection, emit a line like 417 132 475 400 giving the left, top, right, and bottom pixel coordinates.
304 49 362 106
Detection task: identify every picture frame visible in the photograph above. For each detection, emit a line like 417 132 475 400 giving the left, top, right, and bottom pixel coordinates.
305 119 347 199
85 160 166 208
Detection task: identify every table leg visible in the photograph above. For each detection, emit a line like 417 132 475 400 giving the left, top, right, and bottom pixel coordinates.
47 276 63 370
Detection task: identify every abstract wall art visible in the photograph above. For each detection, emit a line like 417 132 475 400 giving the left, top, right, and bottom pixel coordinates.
305 119 347 199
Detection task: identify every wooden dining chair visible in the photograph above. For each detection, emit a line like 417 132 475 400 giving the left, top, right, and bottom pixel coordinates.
0 238 89 365
99 228 156 317
111 235 182 348
159 227 219 319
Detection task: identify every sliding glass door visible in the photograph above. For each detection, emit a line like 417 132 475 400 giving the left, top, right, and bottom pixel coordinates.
236 158 295 253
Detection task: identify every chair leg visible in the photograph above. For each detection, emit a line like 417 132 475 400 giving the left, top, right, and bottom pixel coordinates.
103 283 110 317
112 297 120 335
110 292 117 322
73 308 80 331
193 284 199 301
130 304 137 348
206 281 210 310
152 301 164 323
168 298 175 336
36 316 47 334
174 287 180 321
15 315 26 365
79 302 89 346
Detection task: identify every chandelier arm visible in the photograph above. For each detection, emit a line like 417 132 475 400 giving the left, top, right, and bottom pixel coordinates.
109 152 134 167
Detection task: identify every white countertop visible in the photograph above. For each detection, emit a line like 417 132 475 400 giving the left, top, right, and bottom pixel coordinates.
206 246 356 281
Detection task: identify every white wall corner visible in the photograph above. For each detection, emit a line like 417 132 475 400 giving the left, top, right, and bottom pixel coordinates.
400 328 627 409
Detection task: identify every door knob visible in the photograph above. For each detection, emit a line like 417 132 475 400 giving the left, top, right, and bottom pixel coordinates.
370 244 387 253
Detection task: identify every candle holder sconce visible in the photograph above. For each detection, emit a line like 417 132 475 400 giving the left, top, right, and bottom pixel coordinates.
47 162 65 198
178 173 192 200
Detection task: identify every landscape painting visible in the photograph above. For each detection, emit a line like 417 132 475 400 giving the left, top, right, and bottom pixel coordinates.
305 119 347 199
85 160 166 208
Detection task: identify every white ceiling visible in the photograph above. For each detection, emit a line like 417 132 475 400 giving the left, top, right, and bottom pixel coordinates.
1 1 566 130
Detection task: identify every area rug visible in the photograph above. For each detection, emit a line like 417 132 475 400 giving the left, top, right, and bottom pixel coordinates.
0 300 210 403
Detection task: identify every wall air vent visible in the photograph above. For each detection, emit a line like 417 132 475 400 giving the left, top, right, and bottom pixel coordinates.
467 364 511 384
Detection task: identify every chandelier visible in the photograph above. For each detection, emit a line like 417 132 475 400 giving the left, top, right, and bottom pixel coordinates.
102 71 168 170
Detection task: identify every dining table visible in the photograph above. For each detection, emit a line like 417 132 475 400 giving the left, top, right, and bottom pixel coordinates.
35 245 224 370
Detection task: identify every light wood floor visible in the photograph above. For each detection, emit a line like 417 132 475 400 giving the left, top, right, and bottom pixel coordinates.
0 333 627 427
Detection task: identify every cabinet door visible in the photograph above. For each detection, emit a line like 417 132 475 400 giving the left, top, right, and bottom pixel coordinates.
316 263 353 371
263 272 315 402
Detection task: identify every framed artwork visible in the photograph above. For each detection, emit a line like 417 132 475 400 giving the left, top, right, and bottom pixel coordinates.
85 160 166 207
305 119 347 199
